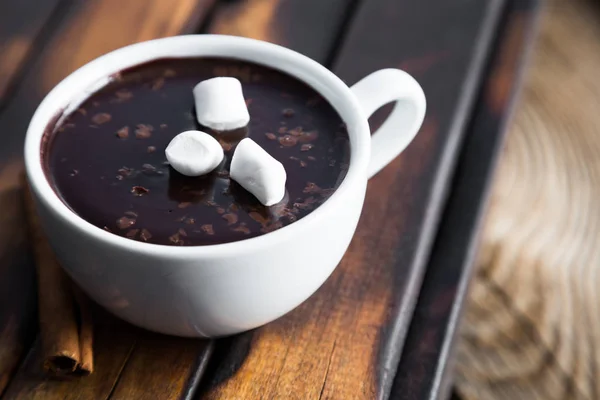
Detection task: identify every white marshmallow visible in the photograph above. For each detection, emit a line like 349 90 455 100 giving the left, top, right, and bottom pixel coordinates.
230 138 286 206
193 77 250 131
165 130 224 176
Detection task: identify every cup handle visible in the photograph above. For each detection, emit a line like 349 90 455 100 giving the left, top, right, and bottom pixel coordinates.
350 69 426 178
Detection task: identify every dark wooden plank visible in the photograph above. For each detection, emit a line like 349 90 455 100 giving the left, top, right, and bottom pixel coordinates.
0 0 65 106
207 0 357 62
0 2 68 391
0 159 36 396
389 1 542 399
199 0 504 399
0 0 216 397
109 336 213 400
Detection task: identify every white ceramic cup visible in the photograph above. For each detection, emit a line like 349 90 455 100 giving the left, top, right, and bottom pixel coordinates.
24 35 426 337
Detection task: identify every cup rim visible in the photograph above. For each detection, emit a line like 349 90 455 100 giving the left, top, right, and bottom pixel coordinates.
24 34 370 258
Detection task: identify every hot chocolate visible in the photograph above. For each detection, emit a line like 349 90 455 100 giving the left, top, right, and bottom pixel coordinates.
43 58 350 246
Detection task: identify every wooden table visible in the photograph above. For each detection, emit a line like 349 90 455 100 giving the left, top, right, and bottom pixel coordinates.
0 0 540 398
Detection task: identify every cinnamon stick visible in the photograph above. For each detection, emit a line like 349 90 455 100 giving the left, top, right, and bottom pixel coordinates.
71 285 94 375
23 183 94 376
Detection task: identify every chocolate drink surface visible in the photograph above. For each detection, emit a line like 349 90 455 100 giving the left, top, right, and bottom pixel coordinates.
43 58 350 246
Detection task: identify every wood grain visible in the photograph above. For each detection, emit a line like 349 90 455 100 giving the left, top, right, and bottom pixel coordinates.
391 1 541 399
0 0 215 397
0 0 64 106
207 0 356 62
200 0 504 399
109 335 213 400
456 0 600 398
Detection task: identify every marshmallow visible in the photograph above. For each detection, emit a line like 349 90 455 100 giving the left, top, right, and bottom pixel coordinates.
165 130 224 176
230 138 287 206
193 77 250 131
